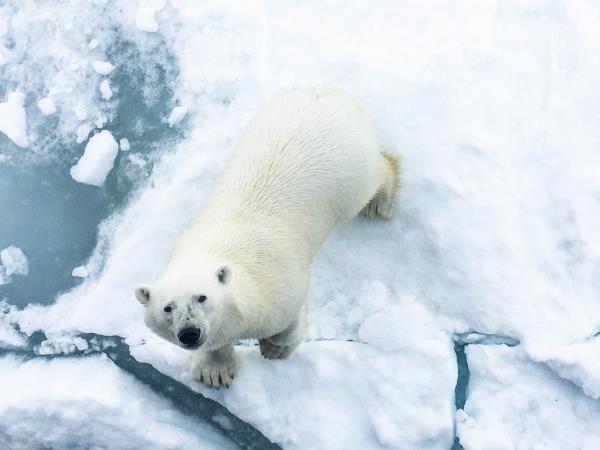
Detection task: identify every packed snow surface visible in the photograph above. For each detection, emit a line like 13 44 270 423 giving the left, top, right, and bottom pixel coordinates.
1 0 600 449
0 92 28 148
70 130 119 186
457 345 600 449
0 355 234 450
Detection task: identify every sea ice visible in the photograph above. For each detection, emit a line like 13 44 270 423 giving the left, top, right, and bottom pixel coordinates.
0 91 29 148
70 130 119 187
93 60 115 75
38 97 57 115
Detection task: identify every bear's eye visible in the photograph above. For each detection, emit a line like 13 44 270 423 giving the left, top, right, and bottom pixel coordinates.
163 305 172 313
194 295 207 303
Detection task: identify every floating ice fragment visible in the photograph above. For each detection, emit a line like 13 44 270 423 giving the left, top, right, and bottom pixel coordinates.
71 266 89 278
0 246 29 277
76 123 91 143
119 137 130 151
0 91 29 148
92 60 115 75
136 7 159 32
38 97 56 115
168 106 187 127
88 39 99 49
70 130 119 187
99 79 112 100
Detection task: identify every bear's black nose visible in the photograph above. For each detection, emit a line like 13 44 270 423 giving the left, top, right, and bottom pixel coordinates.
178 327 201 347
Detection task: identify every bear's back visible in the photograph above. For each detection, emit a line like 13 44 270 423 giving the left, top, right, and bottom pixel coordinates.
210 87 381 223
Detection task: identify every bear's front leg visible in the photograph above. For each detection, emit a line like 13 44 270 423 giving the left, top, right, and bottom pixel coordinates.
190 344 240 388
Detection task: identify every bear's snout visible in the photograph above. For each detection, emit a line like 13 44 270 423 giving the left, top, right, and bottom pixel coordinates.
177 327 202 348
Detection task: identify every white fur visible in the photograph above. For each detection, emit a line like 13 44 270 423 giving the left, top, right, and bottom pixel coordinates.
135 87 398 388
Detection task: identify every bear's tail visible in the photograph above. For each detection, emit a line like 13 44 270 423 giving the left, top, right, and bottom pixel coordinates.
361 151 400 219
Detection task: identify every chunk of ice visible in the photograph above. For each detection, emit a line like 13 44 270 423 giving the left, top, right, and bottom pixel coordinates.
99 79 113 100
38 97 56 115
71 266 89 278
167 106 187 127
119 137 130 151
0 91 29 148
88 39 99 49
70 130 119 187
0 246 29 277
92 60 115 75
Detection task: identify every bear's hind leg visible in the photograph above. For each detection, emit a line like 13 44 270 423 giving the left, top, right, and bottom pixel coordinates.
191 344 240 388
360 152 399 219
260 304 307 360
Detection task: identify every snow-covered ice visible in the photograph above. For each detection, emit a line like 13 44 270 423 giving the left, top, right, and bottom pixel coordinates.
70 130 119 186
99 79 113 100
93 60 115 75
0 92 28 148
1 0 600 448
38 97 57 115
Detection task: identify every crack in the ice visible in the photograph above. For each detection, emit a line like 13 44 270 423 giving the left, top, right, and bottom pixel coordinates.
450 332 519 450
0 331 280 450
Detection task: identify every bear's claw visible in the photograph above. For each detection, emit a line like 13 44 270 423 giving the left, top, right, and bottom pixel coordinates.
190 346 239 389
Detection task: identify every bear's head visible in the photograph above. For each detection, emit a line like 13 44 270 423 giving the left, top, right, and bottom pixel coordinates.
134 264 238 351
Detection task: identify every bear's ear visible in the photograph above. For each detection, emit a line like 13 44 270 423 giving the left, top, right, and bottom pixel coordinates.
135 285 152 306
217 266 230 284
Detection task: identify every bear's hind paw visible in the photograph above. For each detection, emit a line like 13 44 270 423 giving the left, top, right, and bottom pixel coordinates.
259 338 295 360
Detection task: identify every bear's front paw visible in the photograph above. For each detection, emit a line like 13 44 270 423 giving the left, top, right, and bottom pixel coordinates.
190 346 240 389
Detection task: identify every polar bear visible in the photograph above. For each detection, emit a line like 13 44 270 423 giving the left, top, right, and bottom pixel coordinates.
135 87 399 388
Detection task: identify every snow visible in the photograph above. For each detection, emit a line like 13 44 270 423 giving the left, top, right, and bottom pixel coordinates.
1 0 600 448
457 345 600 449
136 7 159 32
72 265 89 278
99 79 113 100
0 355 234 450
70 130 119 187
119 137 130 151
37 97 56 115
167 106 187 127
0 246 29 278
0 91 29 148
93 60 115 75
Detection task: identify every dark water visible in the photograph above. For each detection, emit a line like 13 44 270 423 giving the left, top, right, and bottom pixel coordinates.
0 38 180 307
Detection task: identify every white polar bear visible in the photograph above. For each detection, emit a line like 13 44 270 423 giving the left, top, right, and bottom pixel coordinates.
135 87 399 388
